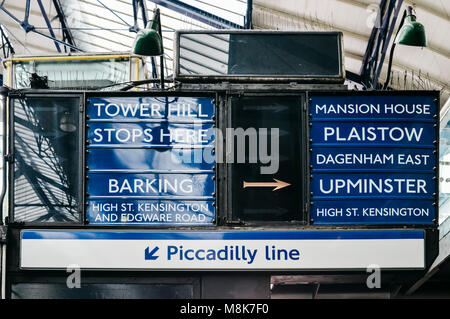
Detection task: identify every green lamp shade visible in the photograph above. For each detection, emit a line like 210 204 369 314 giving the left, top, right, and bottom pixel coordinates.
132 20 163 56
395 15 426 47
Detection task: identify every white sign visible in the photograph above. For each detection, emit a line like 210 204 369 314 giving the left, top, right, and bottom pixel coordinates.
20 230 425 270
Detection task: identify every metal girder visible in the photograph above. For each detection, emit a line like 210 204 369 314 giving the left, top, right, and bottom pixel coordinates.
21 0 34 32
345 70 362 84
359 0 403 89
36 0 61 53
372 0 403 89
359 0 388 85
51 0 78 52
0 23 15 59
130 0 148 33
0 1 82 52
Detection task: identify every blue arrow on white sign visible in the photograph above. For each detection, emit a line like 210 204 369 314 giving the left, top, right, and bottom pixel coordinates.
145 246 159 260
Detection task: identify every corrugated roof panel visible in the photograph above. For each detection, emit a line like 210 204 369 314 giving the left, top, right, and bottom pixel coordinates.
176 0 248 26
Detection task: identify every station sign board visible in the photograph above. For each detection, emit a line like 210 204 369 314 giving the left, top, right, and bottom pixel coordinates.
20 230 425 270
86 96 216 225
309 93 438 225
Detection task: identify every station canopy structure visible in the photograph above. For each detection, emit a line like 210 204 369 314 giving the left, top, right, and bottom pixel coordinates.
0 0 447 106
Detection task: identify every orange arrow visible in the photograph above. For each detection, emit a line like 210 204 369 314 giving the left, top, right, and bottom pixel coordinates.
243 178 291 191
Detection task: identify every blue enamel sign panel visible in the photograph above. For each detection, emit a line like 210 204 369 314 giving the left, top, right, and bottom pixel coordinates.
86 96 216 225
309 93 438 225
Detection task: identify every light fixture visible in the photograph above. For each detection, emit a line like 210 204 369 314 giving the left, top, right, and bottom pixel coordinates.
59 112 77 133
394 6 426 47
131 8 165 89
132 19 163 56
383 6 426 89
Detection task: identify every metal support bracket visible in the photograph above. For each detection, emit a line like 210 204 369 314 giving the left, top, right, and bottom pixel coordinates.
20 0 35 33
130 0 148 33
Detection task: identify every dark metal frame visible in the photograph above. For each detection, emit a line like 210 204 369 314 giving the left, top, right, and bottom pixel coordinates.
0 87 8 227
8 91 85 226
245 0 253 29
3 89 440 231
8 276 201 298
174 30 345 83
0 90 441 293
6 90 223 229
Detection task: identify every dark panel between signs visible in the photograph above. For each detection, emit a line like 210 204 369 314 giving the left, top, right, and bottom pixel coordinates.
231 95 304 222
86 96 216 226
309 93 438 225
